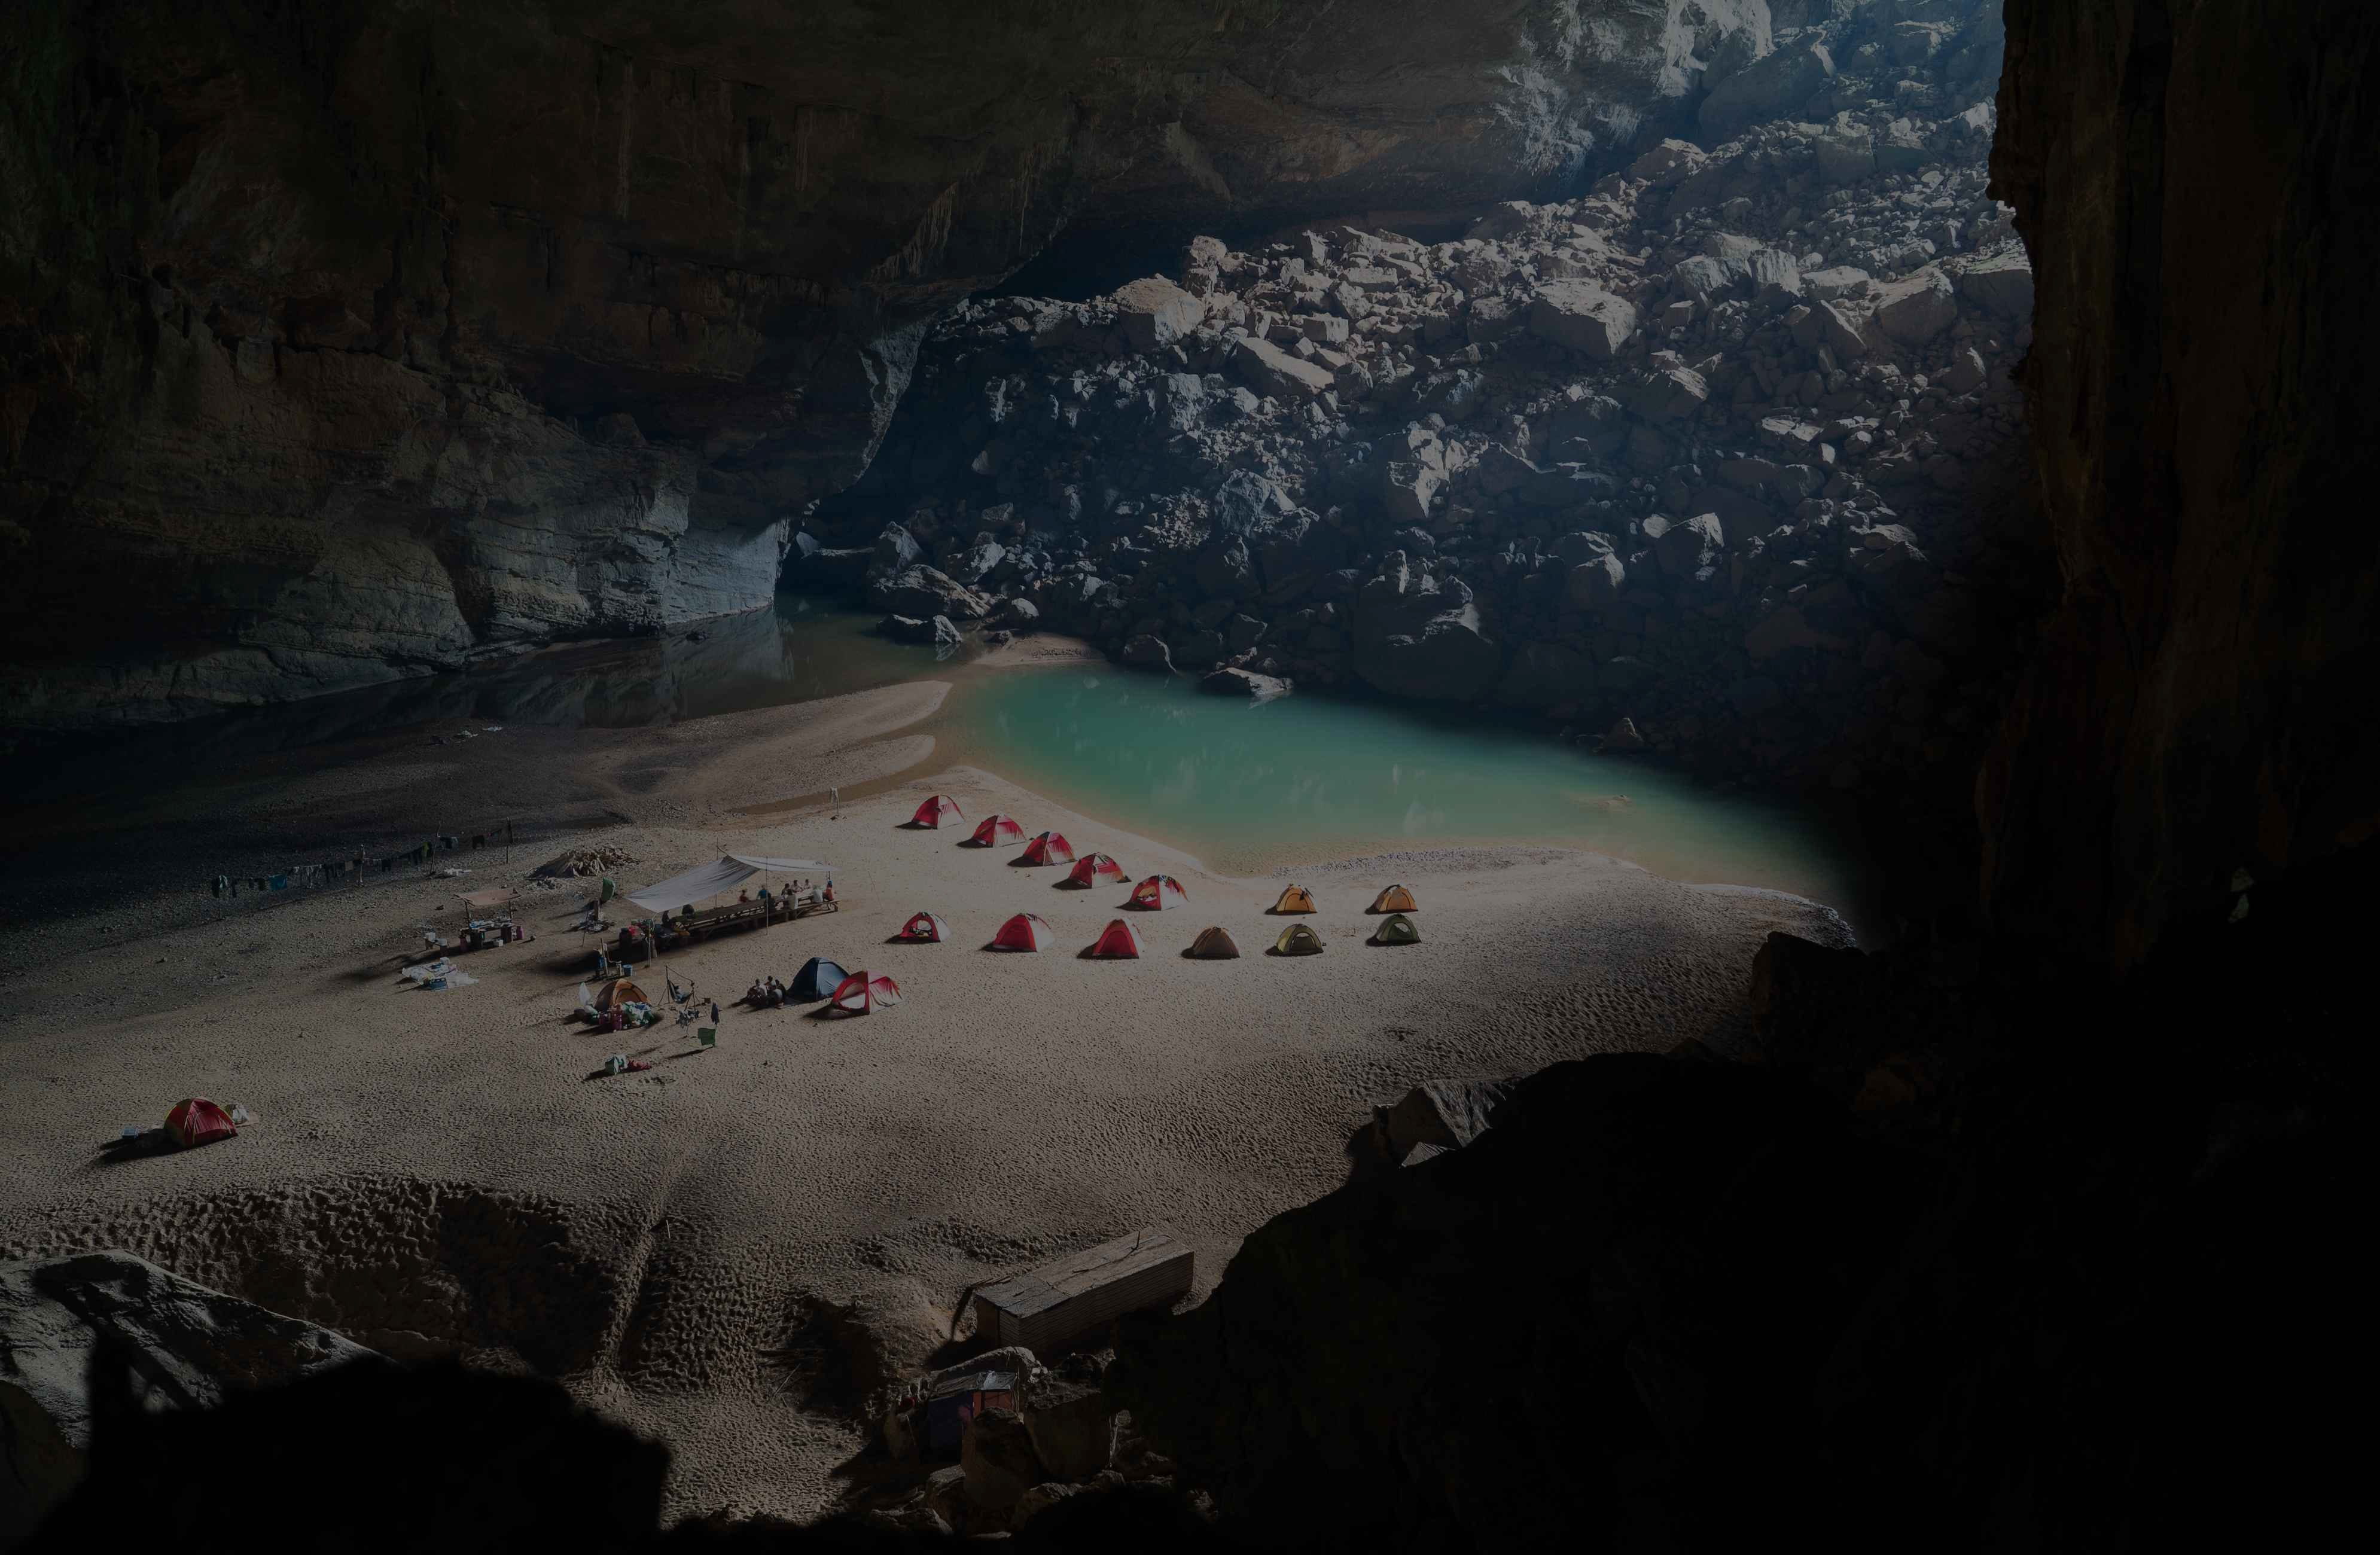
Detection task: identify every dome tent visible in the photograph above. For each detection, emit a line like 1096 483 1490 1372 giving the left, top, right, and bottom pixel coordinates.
968 814 1026 847
1367 883 1419 914
895 911 952 943
1063 852 1127 886
1187 926 1242 959
1270 884 1316 914
164 1097 237 1149
1087 919 1143 959
829 971 902 1014
1369 913 1421 946
1127 874 1189 911
911 795 964 828
1271 923 1325 956
790 958 850 1000
991 913 1055 951
1018 831 1075 866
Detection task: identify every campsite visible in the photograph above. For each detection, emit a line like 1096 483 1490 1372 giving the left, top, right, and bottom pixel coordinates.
0 682 1853 1528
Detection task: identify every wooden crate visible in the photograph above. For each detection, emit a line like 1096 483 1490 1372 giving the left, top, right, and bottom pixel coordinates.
970 1227 1193 1354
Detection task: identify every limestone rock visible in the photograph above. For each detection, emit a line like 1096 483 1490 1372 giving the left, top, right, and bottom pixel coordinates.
1957 253 2035 320
1352 554 1503 702
869 566 993 622
1198 667 1294 703
0 1252 377 1546
1120 635 1175 672
1528 282 1638 359
1111 276 1208 350
1231 335 1334 400
1700 39 1836 141
1873 270 1959 345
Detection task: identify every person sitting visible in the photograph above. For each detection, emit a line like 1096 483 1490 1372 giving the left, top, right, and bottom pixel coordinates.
822 879 836 904
738 888 751 904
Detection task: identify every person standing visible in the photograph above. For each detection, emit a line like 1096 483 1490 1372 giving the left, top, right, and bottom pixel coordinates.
709 998 721 1025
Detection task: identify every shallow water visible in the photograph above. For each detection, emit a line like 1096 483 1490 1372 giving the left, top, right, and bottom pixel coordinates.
939 666 1867 926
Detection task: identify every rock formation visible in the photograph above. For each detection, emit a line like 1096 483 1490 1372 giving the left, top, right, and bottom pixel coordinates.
1 0 1779 737
0 1250 374 1545
1980 0 2380 966
815 0 2039 816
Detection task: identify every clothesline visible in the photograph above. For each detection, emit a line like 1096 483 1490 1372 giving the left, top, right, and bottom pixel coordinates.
206 822 521 901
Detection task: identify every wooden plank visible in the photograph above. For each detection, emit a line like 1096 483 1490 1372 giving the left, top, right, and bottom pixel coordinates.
973 1228 1193 1352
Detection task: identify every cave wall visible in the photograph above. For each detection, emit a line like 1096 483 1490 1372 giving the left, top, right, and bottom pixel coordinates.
0 0 1769 736
1981 0 2380 966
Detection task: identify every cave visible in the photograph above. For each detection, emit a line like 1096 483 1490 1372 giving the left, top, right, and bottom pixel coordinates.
1 0 2364 1550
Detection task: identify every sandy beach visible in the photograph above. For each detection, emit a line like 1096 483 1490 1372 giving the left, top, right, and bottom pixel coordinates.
0 670 1851 1522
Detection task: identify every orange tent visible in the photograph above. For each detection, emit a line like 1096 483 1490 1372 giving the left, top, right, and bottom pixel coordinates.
1128 874 1188 910
1087 919 1142 959
912 795 964 828
1367 883 1419 914
969 814 1026 847
1018 831 1075 866
164 1097 238 1149
896 911 951 943
830 970 902 1013
991 912 1055 951
1270 884 1316 914
1063 852 1127 886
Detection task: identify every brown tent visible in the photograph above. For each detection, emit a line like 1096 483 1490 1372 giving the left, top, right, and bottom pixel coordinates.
1187 925 1242 959
592 977 651 1011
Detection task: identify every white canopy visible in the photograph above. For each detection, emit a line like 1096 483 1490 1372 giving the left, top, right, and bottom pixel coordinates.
626 853 831 912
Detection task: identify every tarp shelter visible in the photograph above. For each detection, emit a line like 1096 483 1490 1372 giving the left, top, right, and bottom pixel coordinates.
1018 831 1075 866
971 1227 1194 1355
593 977 651 1011
1063 852 1127 886
969 814 1026 847
830 970 901 1014
790 958 849 1000
1127 874 1187 910
627 854 831 913
896 911 951 943
1272 923 1325 956
1369 883 1419 913
1088 919 1142 959
1370 913 1421 946
1270 884 1316 914
1187 925 1241 959
164 1097 237 1150
991 913 1055 951
458 887 517 911
912 795 964 828
925 1368 1020 1455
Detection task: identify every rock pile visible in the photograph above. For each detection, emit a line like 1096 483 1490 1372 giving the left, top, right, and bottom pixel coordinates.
813 0 2046 798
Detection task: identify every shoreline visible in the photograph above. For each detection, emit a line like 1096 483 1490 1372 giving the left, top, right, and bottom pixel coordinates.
1 693 1856 1523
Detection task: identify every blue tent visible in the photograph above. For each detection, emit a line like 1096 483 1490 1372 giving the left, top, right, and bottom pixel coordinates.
790 957 849 1001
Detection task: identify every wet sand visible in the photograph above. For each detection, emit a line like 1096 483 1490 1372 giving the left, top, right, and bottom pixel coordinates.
0 672 1851 1523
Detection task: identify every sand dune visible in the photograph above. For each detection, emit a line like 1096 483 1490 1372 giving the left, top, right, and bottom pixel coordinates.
0 680 1849 1522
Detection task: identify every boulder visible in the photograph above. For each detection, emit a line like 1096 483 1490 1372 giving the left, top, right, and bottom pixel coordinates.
1111 276 1207 350
1199 667 1294 702
870 565 993 621
1957 253 2035 320
876 614 935 644
1938 347 1989 395
1120 635 1175 672
1382 461 1445 522
1565 553 1628 609
997 597 1042 630
1804 265 1872 301
1700 39 1835 139
1352 554 1503 702
1619 365 1711 421
1601 716 1647 751
1011 1483 1084 1527
1528 282 1638 359
1021 1376 1120 1478
1647 512 1725 575
871 522 923 575
1211 469 1295 537
1628 138 1708 188
947 536 1007 583
1814 129 1875 184
961 1407 1044 1512
1872 270 1959 346
0 1252 377 1546
1231 334 1334 400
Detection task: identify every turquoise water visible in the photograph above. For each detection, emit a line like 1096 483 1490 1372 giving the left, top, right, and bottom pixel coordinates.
947 666 1869 929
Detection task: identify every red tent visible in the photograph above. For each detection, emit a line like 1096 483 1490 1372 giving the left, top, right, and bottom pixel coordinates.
1017 831 1075 866
1063 852 1127 886
969 814 1026 847
164 1097 237 1149
1128 874 1189 910
911 794 964 828
991 912 1055 951
896 911 950 943
1087 919 1142 959
830 970 902 1013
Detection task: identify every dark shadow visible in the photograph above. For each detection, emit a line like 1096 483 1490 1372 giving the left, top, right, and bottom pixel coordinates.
895 820 933 831
1007 854 1055 867
1052 877 1092 889
90 1132 182 1169
26 1350 666 1555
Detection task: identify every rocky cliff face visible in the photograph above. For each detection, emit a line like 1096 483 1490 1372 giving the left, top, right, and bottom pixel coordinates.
0 0 1778 737
1980 0 2380 966
814 0 2034 830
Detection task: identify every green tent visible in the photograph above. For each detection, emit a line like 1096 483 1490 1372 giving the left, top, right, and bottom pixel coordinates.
600 876 618 902
1369 913 1421 946
1271 923 1324 956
